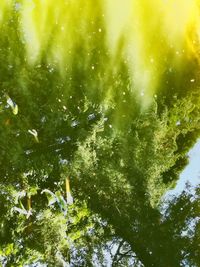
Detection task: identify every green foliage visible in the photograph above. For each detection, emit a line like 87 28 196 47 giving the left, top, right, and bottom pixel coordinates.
0 185 114 266
0 2 199 266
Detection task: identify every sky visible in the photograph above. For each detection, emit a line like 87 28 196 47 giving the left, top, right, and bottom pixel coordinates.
166 139 200 197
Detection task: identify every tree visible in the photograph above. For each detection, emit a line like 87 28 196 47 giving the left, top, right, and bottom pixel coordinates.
0 1 200 266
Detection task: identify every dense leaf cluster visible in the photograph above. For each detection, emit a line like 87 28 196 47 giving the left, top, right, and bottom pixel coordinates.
0 2 200 266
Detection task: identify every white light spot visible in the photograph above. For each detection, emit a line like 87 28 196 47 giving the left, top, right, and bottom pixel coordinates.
15 3 22 11
49 68 54 73
88 113 95 120
150 58 154 63
59 159 69 165
71 120 79 128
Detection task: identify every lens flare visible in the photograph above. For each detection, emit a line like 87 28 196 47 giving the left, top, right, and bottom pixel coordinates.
2 0 200 107
103 0 200 106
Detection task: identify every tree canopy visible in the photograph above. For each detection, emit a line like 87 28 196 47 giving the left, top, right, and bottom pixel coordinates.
0 1 200 266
